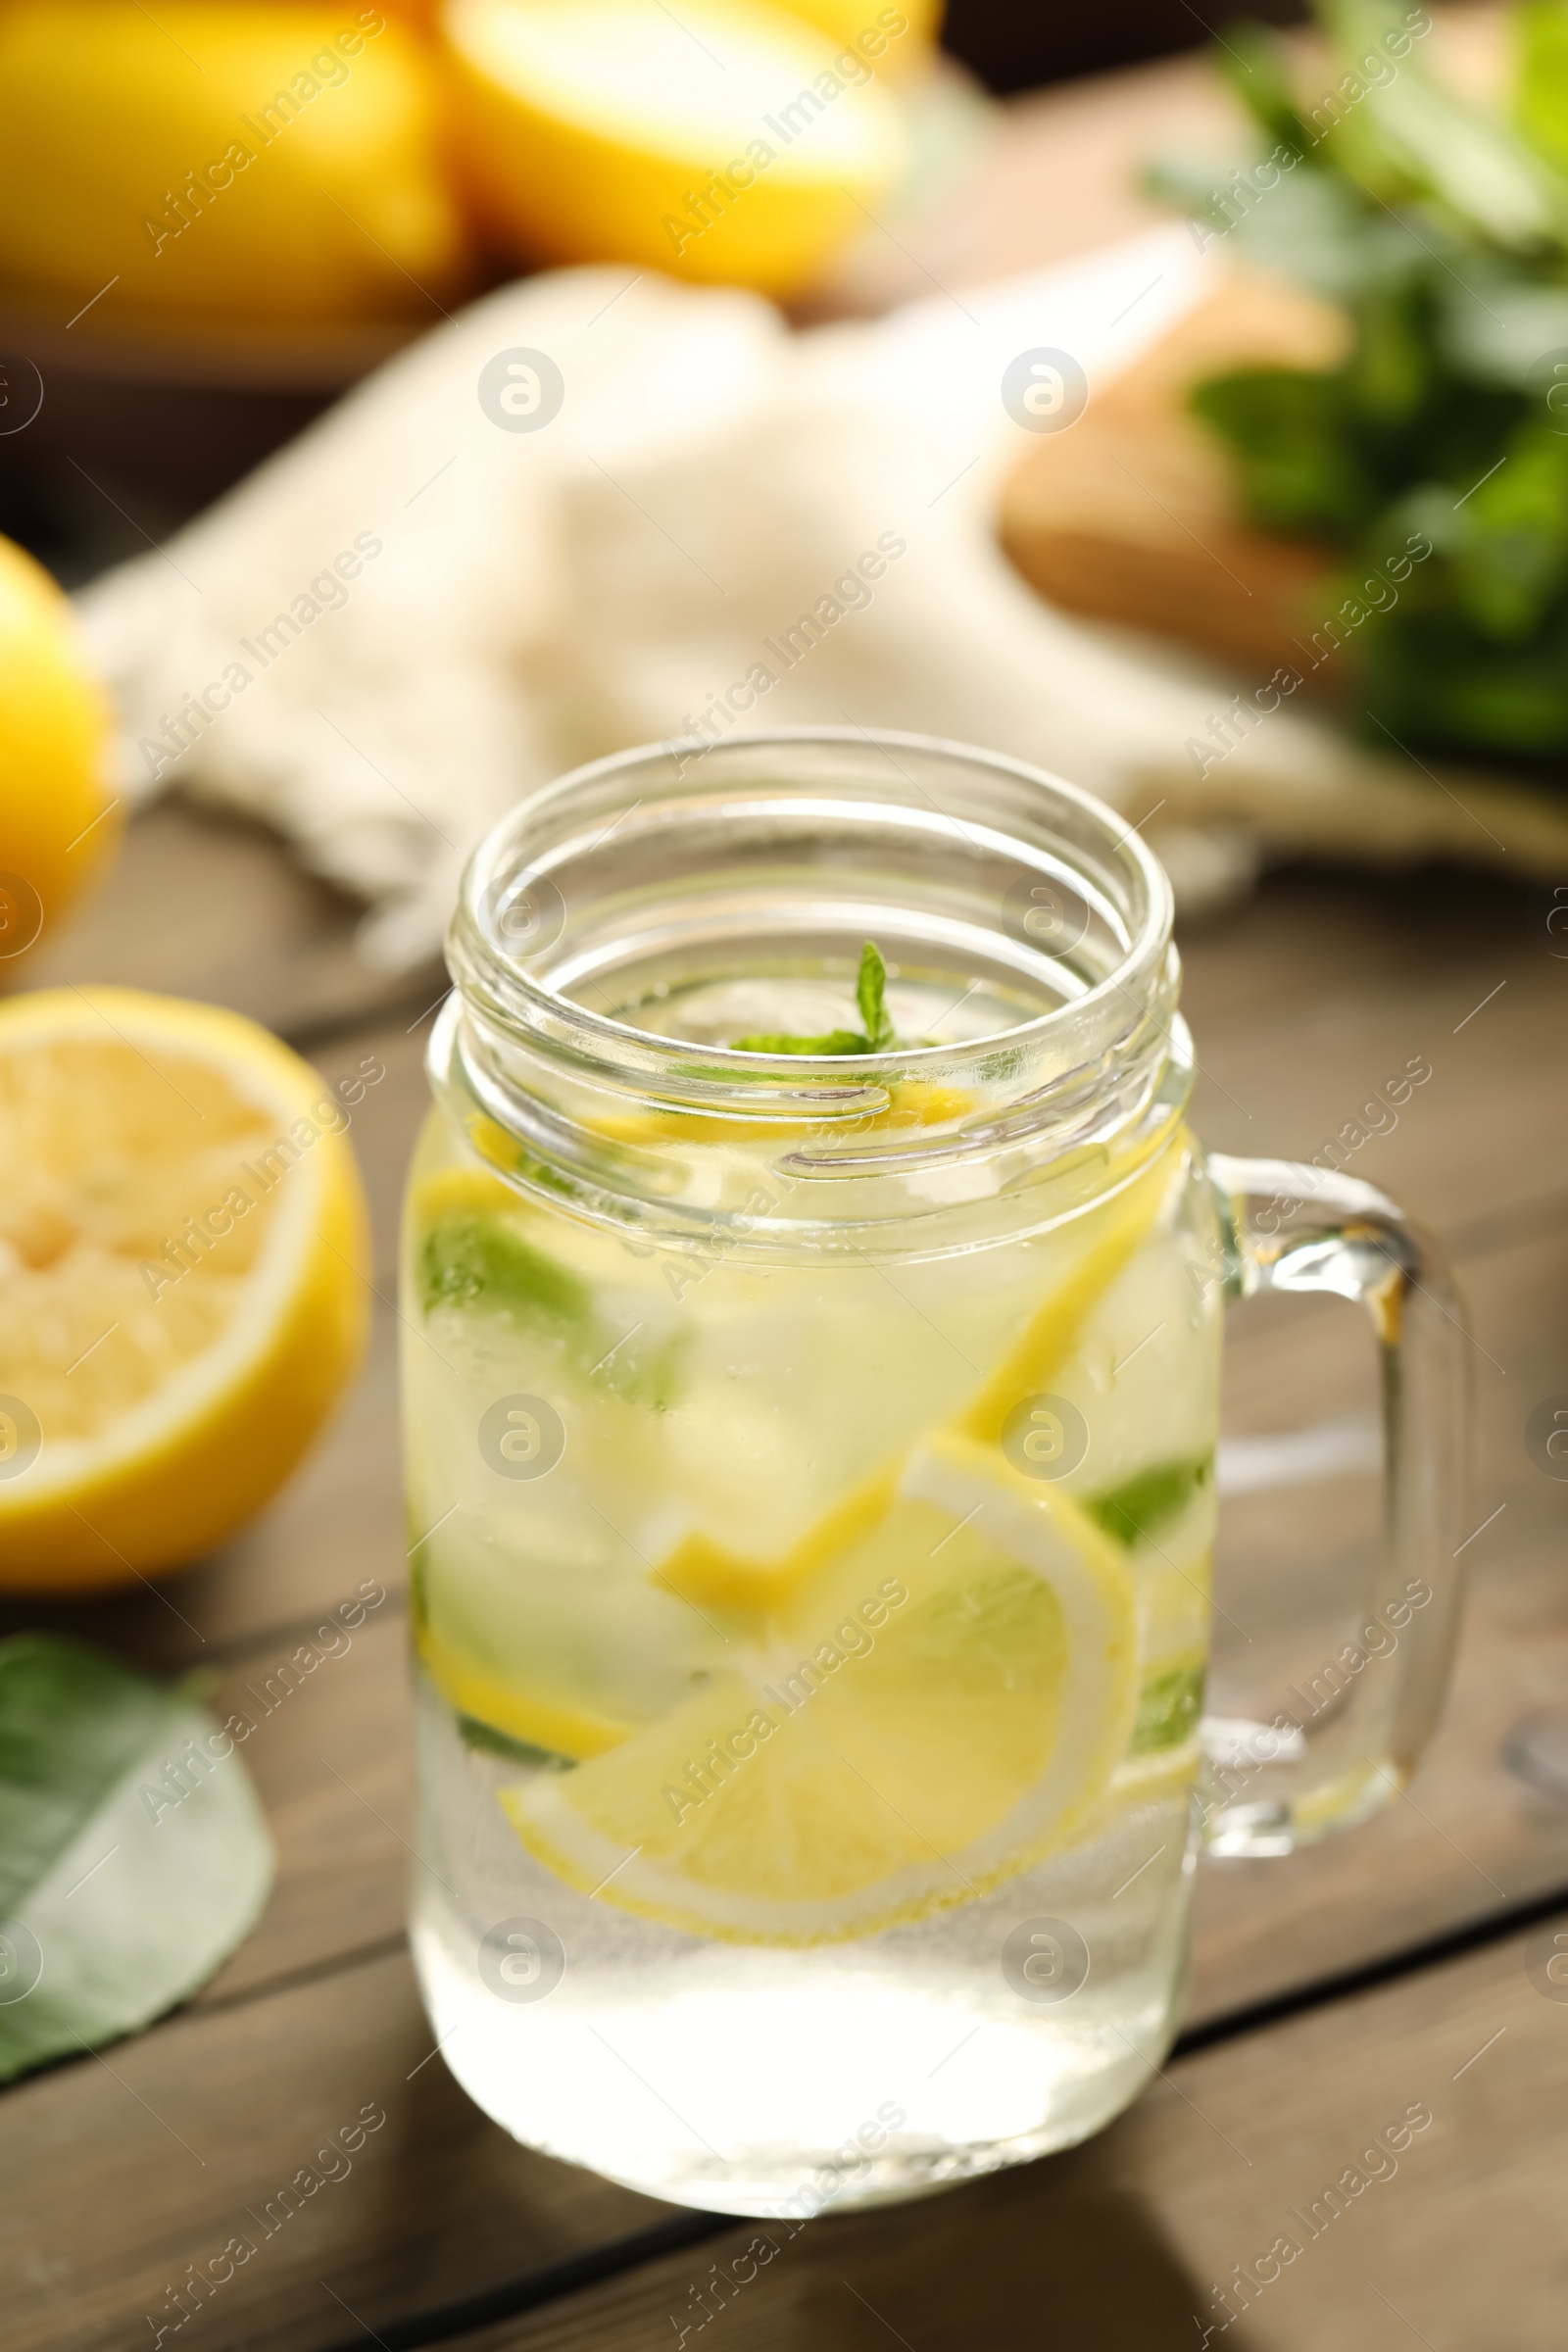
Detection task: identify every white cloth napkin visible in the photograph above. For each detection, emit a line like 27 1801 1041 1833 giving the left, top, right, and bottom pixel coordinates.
79 229 1512 969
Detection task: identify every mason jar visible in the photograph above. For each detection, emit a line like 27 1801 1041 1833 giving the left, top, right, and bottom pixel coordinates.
402 729 1467 2217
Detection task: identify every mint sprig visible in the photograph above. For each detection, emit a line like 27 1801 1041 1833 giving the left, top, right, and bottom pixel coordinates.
731 941 899 1056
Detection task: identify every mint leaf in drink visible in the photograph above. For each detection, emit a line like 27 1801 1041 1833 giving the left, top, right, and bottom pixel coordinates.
420 1208 684 1408
457 1714 561 1768
420 1213 591 1323
1083 1454 1213 1546
0 1636 273 2082
856 940 896 1051
1130 1661 1206 1754
731 941 900 1055
723 1029 870 1056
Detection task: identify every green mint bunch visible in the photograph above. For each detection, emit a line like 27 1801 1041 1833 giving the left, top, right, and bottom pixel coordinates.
1150 0 1568 763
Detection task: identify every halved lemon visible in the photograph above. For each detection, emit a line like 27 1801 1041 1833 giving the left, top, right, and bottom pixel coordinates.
443 0 906 296
0 988 370 1589
503 1431 1138 1943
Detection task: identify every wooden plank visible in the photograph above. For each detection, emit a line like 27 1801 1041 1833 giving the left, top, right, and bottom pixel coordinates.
1183 861 1568 1241
435 1904 1568 2351
187 1603 412 2007
0 1947 691 2352
1000 277 1346 675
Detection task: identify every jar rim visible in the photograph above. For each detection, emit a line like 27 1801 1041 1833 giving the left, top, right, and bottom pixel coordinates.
447 726 1176 1118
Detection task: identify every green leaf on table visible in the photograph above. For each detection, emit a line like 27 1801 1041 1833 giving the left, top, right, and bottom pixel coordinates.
730 941 901 1056
0 1636 273 2083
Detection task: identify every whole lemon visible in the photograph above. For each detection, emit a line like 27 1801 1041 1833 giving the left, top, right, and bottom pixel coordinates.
0 539 117 972
0 3 470 327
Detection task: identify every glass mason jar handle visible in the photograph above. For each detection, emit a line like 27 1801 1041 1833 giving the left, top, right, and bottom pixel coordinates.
1201 1153 1472 1859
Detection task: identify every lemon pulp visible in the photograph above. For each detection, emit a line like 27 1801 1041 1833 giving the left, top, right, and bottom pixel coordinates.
0 989 369 1586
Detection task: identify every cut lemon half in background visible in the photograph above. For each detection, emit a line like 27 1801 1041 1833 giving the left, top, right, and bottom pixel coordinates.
443 0 906 295
779 0 942 78
0 988 370 1590
505 1433 1138 1943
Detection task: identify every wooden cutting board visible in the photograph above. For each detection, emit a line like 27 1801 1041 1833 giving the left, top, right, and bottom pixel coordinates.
999 272 1351 678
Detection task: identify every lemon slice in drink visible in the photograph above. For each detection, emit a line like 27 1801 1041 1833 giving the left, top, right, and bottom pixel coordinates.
503 1431 1138 1944
652 1130 1186 1620
418 1628 634 1762
1107 1733 1203 1813
956 1132 1186 1445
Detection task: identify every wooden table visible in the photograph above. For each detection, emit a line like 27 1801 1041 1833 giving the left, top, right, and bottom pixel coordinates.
7 38 1568 2352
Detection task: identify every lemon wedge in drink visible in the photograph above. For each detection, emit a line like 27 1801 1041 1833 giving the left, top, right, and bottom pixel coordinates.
654 1131 1186 1619
0 988 369 1589
503 1432 1138 1943
956 1136 1186 1445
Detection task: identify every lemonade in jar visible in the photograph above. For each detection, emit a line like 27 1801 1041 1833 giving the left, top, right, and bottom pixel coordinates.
403 731 1465 2214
